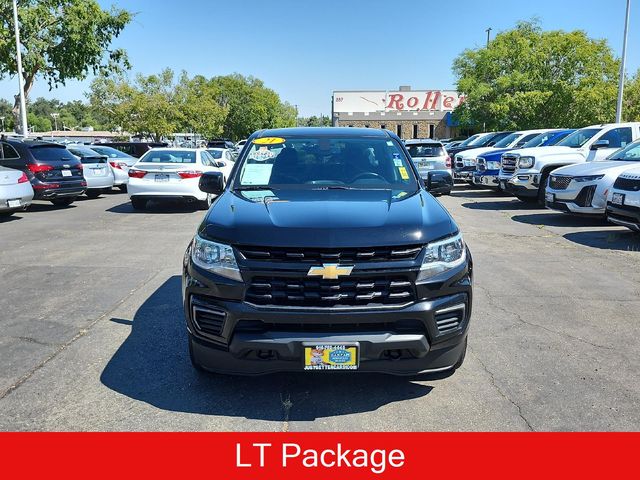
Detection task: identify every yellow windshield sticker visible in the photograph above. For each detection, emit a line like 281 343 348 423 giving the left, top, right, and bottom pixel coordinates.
398 167 410 180
253 137 286 145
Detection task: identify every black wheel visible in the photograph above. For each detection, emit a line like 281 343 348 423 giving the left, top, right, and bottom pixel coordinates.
131 197 147 210
118 185 128 193
86 189 101 199
51 198 75 207
188 337 207 373
199 193 213 210
537 171 551 206
452 338 467 370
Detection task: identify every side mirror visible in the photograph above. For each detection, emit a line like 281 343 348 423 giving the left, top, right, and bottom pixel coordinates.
591 139 610 150
199 171 225 195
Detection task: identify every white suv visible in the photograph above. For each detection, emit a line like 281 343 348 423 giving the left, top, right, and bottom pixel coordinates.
499 123 640 204
606 165 640 232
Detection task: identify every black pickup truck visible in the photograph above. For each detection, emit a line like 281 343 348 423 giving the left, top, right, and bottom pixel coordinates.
182 127 473 375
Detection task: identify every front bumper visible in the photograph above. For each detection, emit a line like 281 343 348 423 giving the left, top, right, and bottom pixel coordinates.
503 172 541 198
183 253 473 375
607 202 640 231
453 168 474 181
473 173 500 188
545 184 604 215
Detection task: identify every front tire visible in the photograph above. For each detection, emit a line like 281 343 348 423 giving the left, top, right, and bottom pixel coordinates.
515 195 538 204
117 185 128 193
51 198 75 207
537 171 551 206
131 197 147 210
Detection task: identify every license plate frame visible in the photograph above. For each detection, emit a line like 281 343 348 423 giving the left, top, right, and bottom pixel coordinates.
303 343 359 371
7 199 21 208
612 192 625 206
155 174 170 183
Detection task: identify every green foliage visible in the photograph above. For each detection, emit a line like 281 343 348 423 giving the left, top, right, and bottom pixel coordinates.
300 115 332 127
0 0 131 132
452 20 620 130
0 98 14 130
623 70 640 122
89 70 297 141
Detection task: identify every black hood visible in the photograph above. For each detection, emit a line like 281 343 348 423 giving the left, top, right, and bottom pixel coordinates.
200 189 456 248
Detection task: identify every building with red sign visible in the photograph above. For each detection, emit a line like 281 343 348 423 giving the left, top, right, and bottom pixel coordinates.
332 86 465 140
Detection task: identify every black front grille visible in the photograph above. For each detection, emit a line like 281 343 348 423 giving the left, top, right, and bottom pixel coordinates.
235 319 425 334
549 175 572 190
238 245 422 263
613 176 640 192
246 275 415 307
191 296 226 336
501 155 518 174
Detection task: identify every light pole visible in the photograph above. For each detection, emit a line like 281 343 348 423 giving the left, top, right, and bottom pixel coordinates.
50 112 59 131
12 0 28 137
0 116 5 133
485 27 492 48
616 0 631 123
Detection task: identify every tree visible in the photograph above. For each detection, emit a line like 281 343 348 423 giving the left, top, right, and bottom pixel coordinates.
623 69 640 122
0 98 15 131
452 20 620 130
175 73 228 139
0 0 131 133
300 115 332 127
89 69 180 141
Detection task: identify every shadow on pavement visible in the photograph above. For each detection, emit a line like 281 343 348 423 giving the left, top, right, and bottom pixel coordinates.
26 201 77 212
101 276 435 421
107 200 201 214
511 213 609 228
0 213 23 223
563 229 640 251
461 200 538 211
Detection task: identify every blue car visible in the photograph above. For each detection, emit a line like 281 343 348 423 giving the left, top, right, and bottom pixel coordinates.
473 129 575 189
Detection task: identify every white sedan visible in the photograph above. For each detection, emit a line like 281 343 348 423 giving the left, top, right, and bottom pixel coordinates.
0 166 34 217
127 148 223 210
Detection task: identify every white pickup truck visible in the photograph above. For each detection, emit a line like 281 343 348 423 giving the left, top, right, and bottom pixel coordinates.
498 123 640 204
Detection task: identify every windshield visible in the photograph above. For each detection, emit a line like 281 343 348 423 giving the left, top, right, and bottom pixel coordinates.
235 135 419 191
608 141 640 162
68 147 105 159
90 146 134 159
406 144 445 157
557 128 601 148
139 150 196 164
493 133 520 149
206 149 223 159
464 134 488 147
29 146 78 162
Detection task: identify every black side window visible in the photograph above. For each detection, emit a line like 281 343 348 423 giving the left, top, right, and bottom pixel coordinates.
599 127 633 149
0 143 20 161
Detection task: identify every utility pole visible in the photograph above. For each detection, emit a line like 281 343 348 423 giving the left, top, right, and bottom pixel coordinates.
51 112 59 132
0 116 5 132
295 104 299 127
485 27 492 48
616 0 631 123
12 0 28 137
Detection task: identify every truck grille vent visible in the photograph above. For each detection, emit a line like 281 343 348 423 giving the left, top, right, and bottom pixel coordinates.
549 175 572 190
434 304 465 334
613 176 640 192
575 185 597 207
235 319 426 334
238 246 422 263
246 276 415 307
501 154 518 174
191 296 226 336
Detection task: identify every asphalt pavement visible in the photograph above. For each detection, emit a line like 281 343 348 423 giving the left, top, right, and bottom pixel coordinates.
1 187 639 431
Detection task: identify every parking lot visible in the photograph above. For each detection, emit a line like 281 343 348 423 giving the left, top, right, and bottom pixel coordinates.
1 187 639 431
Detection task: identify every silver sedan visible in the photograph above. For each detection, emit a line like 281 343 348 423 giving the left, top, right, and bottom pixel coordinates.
0 166 34 216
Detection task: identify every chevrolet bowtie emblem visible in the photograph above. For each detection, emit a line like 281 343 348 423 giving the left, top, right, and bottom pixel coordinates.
307 264 354 280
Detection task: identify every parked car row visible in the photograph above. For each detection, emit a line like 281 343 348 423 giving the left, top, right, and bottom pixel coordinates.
453 122 640 233
0 136 235 217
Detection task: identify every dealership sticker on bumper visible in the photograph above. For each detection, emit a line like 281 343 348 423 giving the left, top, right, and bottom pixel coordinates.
304 344 359 370
612 193 625 206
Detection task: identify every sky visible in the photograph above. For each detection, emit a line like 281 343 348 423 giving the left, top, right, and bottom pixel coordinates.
0 0 638 116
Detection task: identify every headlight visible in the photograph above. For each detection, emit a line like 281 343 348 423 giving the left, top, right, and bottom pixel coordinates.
573 175 604 183
417 233 466 281
487 160 501 170
518 156 535 169
191 234 242 281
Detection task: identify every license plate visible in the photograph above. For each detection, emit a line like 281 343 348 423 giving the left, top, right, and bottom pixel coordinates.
61 170 72 177
304 344 359 371
7 199 21 208
612 193 625 206
155 174 170 182
545 192 555 203
92 168 104 175
500 180 507 189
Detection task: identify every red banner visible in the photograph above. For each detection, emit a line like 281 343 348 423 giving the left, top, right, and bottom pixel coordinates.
1 432 637 478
